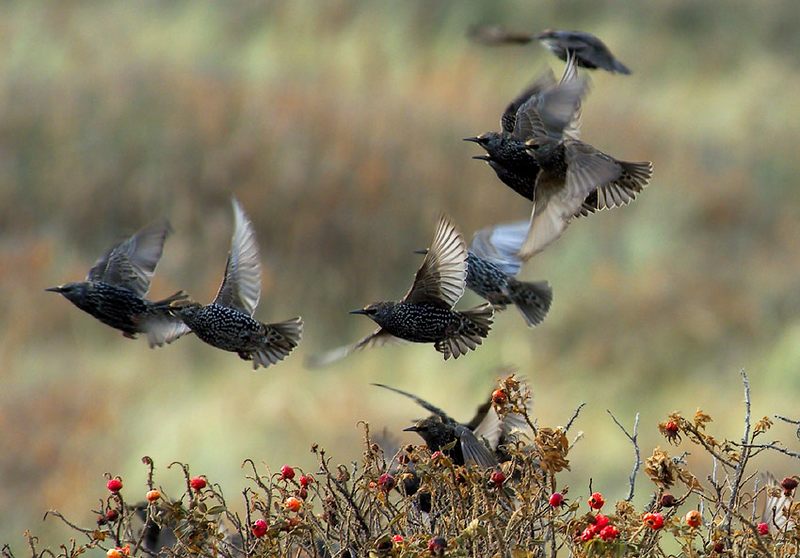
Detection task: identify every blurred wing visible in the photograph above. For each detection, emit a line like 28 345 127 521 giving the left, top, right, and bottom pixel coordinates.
502 71 556 134
469 220 529 276
142 315 192 348
306 328 403 368
372 383 453 422
213 198 261 315
470 404 504 451
467 24 535 46
761 473 796 531
455 425 498 469
514 56 587 141
403 214 467 308
87 220 171 297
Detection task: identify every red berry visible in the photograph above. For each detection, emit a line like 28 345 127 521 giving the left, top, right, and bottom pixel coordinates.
299 474 313 488
684 510 702 528
106 478 123 493
280 465 295 481
105 509 119 522
96 515 107 526
659 493 677 508
285 496 302 512
189 476 207 491
643 512 665 530
427 536 447 556
491 389 507 405
757 522 769 536
391 535 404 544
594 514 609 528
251 519 268 538
297 487 308 500
665 421 679 434
490 470 506 488
548 492 564 507
588 492 605 509
599 525 619 541
580 525 597 541
430 450 443 461
781 477 798 494
378 473 396 492
712 542 725 553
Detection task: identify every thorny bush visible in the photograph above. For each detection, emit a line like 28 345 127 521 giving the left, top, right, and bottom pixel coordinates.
3 372 798 558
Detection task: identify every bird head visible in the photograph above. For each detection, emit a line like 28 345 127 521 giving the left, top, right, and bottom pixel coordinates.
404 416 453 451
464 132 503 151
170 299 202 319
350 301 395 323
45 282 88 304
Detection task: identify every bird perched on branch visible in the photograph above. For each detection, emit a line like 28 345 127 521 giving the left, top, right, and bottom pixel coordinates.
308 215 493 366
469 25 631 74
146 198 302 369
374 382 531 468
46 220 187 343
417 220 552 327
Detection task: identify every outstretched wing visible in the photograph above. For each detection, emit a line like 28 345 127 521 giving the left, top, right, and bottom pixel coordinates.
456 425 498 469
403 214 467 308
469 220 529 277
372 383 454 423
306 328 403 368
87 220 171 297
501 71 556 134
213 198 261 315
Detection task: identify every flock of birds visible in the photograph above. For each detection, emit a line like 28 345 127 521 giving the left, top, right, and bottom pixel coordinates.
48 28 653 464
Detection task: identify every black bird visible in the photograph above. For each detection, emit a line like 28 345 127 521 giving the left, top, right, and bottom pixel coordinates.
464 54 583 202
468 25 631 74
418 220 552 327
374 383 530 468
309 215 493 366
536 29 631 74
146 198 302 369
46 221 187 343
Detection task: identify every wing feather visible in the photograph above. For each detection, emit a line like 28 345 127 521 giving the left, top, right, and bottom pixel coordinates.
213 198 261 315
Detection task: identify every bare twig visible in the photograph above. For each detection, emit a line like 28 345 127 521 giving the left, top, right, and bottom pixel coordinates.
735 442 800 460
564 403 586 433
725 370 752 540
607 410 641 501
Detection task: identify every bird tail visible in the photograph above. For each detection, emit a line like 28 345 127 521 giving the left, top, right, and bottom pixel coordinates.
151 290 190 311
437 303 494 360
506 279 553 327
252 317 303 369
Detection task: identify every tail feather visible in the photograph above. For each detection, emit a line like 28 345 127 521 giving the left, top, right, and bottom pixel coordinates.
252 317 303 369
436 303 494 360
506 279 553 327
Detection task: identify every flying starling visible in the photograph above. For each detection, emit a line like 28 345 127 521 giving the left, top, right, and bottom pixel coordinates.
309 215 493 366
516 67 653 259
374 382 531 468
464 54 583 203
468 24 631 74
418 220 552 327
146 198 302 369
46 221 187 343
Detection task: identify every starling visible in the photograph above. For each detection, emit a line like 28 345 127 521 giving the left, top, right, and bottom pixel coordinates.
146 198 302 369
517 68 653 259
374 382 531 468
536 29 631 74
46 220 188 343
761 473 797 532
464 54 583 202
309 215 493 366
468 24 631 74
418 220 552 327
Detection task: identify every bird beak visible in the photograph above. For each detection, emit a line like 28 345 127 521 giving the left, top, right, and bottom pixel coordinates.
45 286 65 293
413 249 428 255
349 309 369 315
403 425 420 432
472 155 491 162
463 136 481 143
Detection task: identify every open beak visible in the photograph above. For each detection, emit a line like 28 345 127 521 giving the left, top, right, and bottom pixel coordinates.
45 286 65 293
349 309 369 315
403 425 420 432
462 136 481 143
472 155 491 162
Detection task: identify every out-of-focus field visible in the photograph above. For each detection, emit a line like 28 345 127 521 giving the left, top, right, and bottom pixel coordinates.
2 0 799 550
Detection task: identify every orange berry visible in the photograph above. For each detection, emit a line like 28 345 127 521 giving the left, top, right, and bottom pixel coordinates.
684 510 702 528
146 489 161 502
285 496 302 512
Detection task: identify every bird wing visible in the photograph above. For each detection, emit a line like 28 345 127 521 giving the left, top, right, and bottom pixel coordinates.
467 24 535 46
213 198 261 316
761 473 796 531
513 54 586 142
469 220 529 277
142 316 192 348
501 70 556 134
455 425 498 469
518 140 622 260
87 220 171 297
306 328 403 368
371 383 454 423
403 214 467 308
469 402 504 451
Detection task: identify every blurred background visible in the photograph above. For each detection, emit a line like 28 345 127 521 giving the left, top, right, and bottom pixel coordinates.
2 0 799 550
